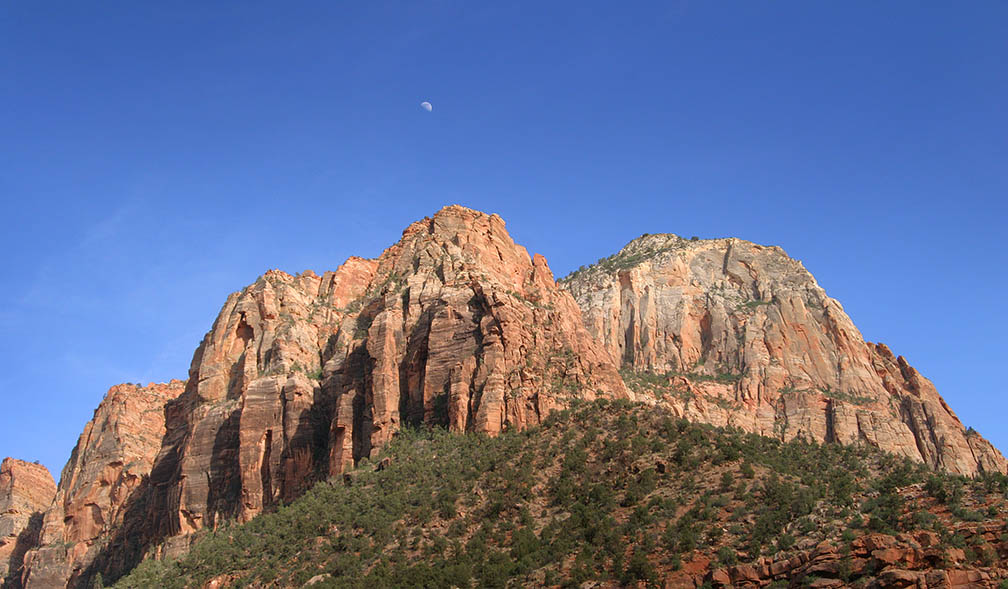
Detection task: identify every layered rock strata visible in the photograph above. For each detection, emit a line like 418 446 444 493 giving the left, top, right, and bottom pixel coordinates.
0 459 55 585
145 206 624 539
23 205 627 587
19 381 184 588
561 233 1006 475
17 209 1007 588
667 527 1008 588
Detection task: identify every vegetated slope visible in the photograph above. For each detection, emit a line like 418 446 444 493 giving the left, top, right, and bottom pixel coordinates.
114 400 1008 589
561 233 1007 476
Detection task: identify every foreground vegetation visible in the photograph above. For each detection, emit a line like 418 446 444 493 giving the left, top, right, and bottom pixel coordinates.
114 399 1008 588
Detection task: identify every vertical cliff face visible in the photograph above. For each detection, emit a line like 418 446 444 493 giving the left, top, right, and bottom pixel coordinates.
0 459 55 586
20 205 625 587
144 204 625 543
19 381 184 589
561 234 1006 476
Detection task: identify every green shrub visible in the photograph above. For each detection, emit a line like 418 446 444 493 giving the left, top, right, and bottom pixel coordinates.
720 471 735 492
717 545 737 566
777 533 795 552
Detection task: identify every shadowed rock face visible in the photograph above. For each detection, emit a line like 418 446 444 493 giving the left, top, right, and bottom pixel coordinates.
561 233 1006 476
0 459 55 586
19 381 184 589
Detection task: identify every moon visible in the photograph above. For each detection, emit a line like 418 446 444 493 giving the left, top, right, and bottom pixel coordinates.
420 101 433 112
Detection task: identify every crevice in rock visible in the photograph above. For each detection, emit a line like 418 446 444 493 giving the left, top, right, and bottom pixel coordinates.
699 312 713 353
623 313 636 367
352 351 372 466
899 397 939 469
236 312 253 347
3 511 43 589
260 429 273 509
721 241 733 276
824 399 837 444
399 307 433 428
207 409 241 528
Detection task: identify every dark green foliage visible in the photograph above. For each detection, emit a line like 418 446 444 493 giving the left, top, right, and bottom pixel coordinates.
720 471 735 492
623 547 656 584
776 533 795 552
113 399 1006 588
748 473 815 552
925 474 949 503
911 510 937 529
717 545 737 566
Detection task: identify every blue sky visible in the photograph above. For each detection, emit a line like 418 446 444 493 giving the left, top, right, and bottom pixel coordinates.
2 2 1006 477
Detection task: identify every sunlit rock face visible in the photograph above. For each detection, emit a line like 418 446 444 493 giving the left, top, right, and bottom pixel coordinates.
18 205 628 588
19 381 183 589
18 209 1006 589
146 204 626 541
562 233 1006 476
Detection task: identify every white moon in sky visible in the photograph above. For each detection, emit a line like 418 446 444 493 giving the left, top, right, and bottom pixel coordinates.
420 101 433 112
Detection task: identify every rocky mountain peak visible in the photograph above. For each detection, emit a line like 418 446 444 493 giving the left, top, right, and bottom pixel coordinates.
561 233 1006 477
15 206 629 588
11 208 1005 588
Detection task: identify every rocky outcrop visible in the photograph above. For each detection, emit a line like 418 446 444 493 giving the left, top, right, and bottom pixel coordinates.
21 206 626 587
666 527 1008 588
562 234 1006 476
0 459 55 586
20 381 184 589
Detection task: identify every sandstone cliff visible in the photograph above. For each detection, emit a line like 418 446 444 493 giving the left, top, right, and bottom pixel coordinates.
15 209 1006 588
19 381 184 588
144 205 624 538
22 205 627 587
561 233 1006 476
0 459 54 586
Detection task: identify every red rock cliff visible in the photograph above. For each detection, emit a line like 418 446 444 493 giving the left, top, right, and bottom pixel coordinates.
561 233 1006 476
144 205 625 541
0 459 55 586
18 210 1005 588
19 206 625 588
20 381 184 589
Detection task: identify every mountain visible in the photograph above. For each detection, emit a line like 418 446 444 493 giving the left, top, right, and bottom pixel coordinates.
15 206 626 588
2 206 1004 588
560 233 1006 476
